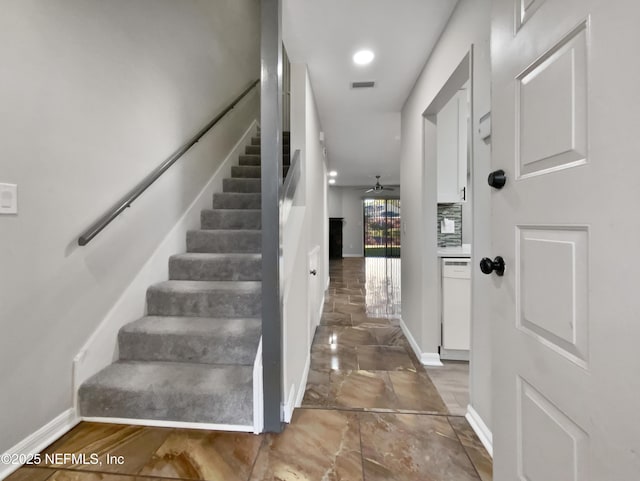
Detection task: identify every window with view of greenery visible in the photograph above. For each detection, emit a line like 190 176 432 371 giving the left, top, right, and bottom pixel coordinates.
363 198 401 257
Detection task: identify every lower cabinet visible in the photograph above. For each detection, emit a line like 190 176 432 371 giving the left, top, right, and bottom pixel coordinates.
441 257 471 358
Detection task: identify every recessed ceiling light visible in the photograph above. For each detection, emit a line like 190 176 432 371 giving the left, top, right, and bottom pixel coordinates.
328 179 336 185
353 49 374 66
329 171 338 177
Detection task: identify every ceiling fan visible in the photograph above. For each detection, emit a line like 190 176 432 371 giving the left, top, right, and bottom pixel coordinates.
364 175 395 193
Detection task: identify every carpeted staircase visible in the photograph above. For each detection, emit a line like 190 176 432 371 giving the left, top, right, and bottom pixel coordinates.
78 129 289 427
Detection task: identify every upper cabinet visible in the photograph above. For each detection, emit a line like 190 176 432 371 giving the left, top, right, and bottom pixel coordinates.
437 88 469 203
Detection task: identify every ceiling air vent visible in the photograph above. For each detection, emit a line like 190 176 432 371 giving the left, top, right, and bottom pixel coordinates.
351 81 375 89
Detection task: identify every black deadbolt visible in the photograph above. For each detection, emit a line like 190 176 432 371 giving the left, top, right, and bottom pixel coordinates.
480 256 505 276
487 169 506 189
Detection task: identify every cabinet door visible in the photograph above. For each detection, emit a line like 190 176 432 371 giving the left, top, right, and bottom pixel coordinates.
437 89 468 203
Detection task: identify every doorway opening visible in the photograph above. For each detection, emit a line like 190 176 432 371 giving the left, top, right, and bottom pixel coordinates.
422 48 474 415
363 198 401 258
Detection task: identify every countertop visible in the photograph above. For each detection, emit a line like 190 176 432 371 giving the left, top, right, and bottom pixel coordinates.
437 244 471 257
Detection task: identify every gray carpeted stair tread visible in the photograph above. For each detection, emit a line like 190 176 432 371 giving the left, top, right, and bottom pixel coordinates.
231 165 261 178
119 316 261 365
223 178 261 193
201 209 261 230
239 155 261 166
147 280 261 318
78 131 265 427
187 229 261 253
78 361 253 425
169 253 261 281
212 192 261 209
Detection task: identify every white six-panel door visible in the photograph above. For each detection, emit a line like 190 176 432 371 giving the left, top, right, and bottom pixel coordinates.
490 0 640 479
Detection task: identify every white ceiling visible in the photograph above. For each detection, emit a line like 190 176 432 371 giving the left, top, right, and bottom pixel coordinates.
283 0 458 186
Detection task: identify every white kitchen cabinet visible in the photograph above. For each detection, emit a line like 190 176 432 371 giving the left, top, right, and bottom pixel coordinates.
441 258 471 354
437 88 469 203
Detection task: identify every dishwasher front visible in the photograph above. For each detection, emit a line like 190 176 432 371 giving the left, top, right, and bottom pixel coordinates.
441 257 471 354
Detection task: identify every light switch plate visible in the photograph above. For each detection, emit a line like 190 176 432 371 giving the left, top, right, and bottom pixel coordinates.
0 183 18 214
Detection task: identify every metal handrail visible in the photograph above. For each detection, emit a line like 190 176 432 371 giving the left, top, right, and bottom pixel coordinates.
281 149 301 223
77 78 260 246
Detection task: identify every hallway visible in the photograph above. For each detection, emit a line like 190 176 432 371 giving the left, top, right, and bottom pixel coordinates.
5 258 491 481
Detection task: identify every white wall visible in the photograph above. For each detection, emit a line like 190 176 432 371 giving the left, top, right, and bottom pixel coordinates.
282 63 328 417
0 0 259 452
328 187 401 257
400 0 492 429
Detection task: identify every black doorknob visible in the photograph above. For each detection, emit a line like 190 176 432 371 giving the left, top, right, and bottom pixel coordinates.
480 256 505 276
310 269 317 276
487 169 506 189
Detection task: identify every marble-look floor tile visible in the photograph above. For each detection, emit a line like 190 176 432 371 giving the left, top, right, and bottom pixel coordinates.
310 344 358 371
426 362 470 416
360 412 480 481
356 346 416 371
3 467 56 481
388 371 449 414
40 423 172 475
333 303 366 315
6 470 166 481
314 326 376 348
329 370 399 410
138 429 262 481
350 314 394 328
311 344 358 371
319 311 352 327
301 369 332 406
369 326 406 346
248 409 363 481
449 417 493 481
329 294 350 305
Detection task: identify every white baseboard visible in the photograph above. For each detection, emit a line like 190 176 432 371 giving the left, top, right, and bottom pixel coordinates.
466 404 493 458
282 384 296 424
295 351 311 409
399 318 444 366
72 120 258 407
421 352 444 366
80 417 254 433
252 338 264 434
342 254 364 258
440 348 470 361
0 409 79 479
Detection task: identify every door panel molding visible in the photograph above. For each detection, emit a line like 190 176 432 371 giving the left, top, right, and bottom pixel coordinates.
517 377 588 481
516 226 589 368
515 20 589 180
515 0 547 32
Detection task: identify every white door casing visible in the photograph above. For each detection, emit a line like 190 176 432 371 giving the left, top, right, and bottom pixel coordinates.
491 1 640 480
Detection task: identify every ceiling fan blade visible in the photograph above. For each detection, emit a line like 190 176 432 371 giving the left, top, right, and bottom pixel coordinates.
383 187 396 191
364 188 374 193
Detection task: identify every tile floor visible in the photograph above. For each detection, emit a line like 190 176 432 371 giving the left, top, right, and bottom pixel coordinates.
426 360 471 416
4 257 492 481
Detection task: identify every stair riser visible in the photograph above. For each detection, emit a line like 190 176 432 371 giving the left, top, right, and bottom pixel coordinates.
169 256 261 281
223 178 261 193
118 329 260 365
201 210 261 230
231 166 261 178
212 193 261 209
79 372 253 425
187 231 261 253
245 145 260 155
147 288 261 318
238 157 291 167
239 155 261 166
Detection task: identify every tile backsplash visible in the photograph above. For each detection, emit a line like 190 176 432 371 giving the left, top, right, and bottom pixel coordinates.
437 203 462 247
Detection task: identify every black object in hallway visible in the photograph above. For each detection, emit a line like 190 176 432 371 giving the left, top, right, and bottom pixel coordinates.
329 217 344 258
